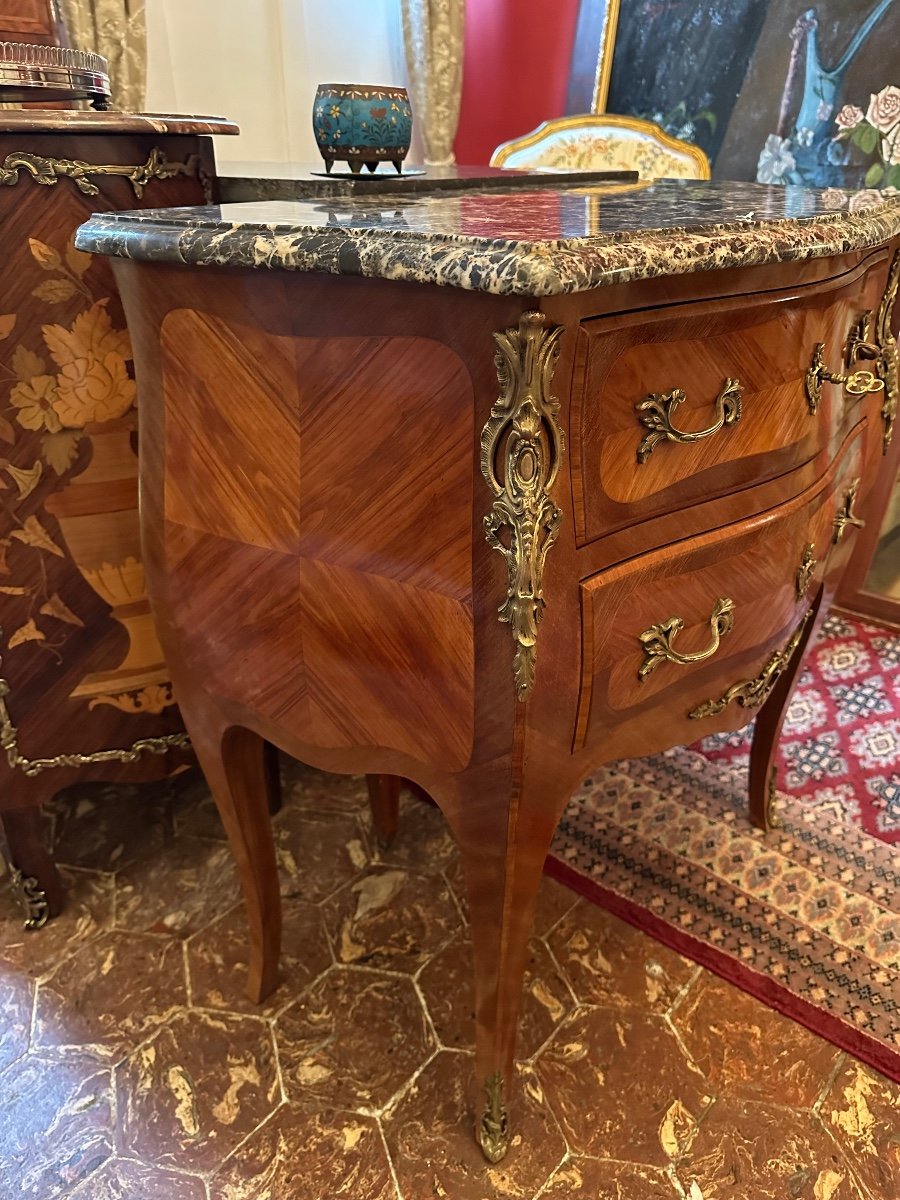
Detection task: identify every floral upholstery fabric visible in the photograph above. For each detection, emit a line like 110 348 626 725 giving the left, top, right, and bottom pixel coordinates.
497 126 707 181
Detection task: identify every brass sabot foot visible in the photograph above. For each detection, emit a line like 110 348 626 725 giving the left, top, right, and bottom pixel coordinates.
9 865 50 930
478 1071 510 1163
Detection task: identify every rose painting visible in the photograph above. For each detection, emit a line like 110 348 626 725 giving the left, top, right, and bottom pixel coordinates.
576 0 899 190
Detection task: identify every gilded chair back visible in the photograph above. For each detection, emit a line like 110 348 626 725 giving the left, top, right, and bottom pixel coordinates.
491 114 710 181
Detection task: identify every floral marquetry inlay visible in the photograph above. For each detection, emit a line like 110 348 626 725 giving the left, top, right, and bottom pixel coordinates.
1 233 173 726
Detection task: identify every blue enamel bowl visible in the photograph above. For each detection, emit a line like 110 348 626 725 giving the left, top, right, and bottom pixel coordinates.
313 83 413 174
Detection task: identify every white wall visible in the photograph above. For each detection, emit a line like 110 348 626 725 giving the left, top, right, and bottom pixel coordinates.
146 0 407 168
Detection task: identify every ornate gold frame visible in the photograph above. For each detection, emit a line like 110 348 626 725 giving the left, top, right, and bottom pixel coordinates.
489 112 711 179
589 0 621 113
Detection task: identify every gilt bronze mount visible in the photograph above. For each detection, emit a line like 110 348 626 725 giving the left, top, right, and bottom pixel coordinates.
482 312 564 701
0 147 205 200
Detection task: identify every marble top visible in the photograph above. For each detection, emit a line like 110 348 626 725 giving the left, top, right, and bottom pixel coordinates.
75 178 900 297
0 110 238 135
218 161 637 202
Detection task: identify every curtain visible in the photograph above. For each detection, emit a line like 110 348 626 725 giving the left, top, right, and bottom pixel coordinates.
400 0 465 165
59 0 147 112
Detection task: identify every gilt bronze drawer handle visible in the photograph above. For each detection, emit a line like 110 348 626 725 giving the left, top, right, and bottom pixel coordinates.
844 249 899 452
833 478 866 545
804 342 883 414
635 378 742 464
638 596 735 681
796 542 817 600
688 608 813 719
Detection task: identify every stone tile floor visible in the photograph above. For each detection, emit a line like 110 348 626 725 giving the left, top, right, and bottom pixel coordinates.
0 761 898 1200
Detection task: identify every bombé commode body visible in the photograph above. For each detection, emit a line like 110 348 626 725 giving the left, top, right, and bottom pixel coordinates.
77 179 900 1161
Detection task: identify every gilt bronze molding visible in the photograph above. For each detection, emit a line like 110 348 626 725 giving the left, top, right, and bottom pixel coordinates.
478 1071 510 1163
832 478 866 545
795 542 817 600
0 146 205 199
482 312 564 701
844 249 899 452
1 651 190 778
635 378 742 464
688 608 813 720
638 597 735 681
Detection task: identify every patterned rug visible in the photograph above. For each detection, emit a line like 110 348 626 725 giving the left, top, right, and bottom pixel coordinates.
696 612 900 844
548 614 900 1082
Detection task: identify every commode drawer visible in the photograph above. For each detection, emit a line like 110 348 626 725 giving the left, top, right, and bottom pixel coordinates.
574 422 870 760
571 256 890 547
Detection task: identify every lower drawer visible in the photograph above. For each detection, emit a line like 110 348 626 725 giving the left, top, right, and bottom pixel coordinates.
574 422 870 760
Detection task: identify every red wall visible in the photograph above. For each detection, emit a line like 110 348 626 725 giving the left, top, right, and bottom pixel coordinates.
454 0 581 166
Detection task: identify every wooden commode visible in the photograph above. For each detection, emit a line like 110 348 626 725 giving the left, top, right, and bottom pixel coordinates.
77 179 900 1161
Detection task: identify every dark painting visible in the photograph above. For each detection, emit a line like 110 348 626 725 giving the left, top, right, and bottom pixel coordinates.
580 0 899 189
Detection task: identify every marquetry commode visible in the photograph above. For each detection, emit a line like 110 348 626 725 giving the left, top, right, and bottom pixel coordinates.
0 107 237 927
77 180 900 1162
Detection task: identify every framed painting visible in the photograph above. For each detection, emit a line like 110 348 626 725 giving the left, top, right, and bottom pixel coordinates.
569 0 900 191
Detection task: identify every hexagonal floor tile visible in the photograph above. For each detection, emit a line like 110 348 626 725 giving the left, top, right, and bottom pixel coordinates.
0 1053 111 1200
547 901 694 1014
187 896 332 1015
34 930 186 1059
273 808 369 903
52 782 170 872
535 1008 712 1163
209 1106 395 1200
675 1099 868 1199
532 875 581 937
671 972 842 1109
418 932 572 1059
282 761 372 816
382 1051 565 1199
0 971 33 1073
115 837 239 937
0 867 114 980
370 791 456 875
67 1158 207 1199
822 1060 900 1199
276 966 434 1112
170 774 228 841
116 1010 279 1171
539 1159 677 1199
321 865 459 973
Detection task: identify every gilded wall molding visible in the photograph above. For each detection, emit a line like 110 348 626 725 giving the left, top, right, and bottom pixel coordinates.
481 312 564 701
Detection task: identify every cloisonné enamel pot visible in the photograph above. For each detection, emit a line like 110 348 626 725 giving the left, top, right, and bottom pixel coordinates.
312 83 413 174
